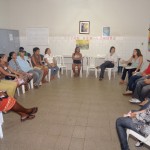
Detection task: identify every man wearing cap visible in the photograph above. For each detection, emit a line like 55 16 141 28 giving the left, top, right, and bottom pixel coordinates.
17 47 43 88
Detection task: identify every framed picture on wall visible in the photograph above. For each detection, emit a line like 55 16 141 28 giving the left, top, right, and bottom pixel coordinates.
102 27 110 37
79 21 90 34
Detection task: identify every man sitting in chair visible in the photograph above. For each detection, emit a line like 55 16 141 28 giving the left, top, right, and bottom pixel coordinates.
116 98 150 150
72 47 82 77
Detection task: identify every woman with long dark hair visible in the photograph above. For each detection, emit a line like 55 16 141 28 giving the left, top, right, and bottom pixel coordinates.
8 51 33 89
119 49 143 84
0 54 25 86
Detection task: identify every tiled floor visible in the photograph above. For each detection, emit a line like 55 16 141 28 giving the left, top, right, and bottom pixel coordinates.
0 72 149 150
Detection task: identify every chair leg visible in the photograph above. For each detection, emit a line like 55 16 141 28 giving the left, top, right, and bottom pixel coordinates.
48 69 51 82
57 71 60 79
113 70 116 79
61 68 63 75
30 79 34 89
86 68 88 78
0 124 3 139
0 112 4 124
80 68 82 78
126 129 130 141
66 67 68 76
17 87 20 96
22 85 25 94
107 69 111 80
0 112 4 139
95 69 98 78
71 69 73 77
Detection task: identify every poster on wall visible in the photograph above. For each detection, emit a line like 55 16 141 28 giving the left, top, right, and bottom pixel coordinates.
76 40 89 50
79 21 90 34
9 34 13 41
102 27 110 37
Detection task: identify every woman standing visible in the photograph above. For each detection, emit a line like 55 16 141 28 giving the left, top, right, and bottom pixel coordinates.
44 48 59 80
72 47 82 77
119 49 143 84
96 46 117 80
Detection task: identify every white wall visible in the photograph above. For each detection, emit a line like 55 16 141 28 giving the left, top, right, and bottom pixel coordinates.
20 35 149 59
0 0 9 28
5 0 150 36
0 0 150 68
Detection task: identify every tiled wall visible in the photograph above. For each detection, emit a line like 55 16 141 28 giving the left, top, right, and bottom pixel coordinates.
20 36 150 70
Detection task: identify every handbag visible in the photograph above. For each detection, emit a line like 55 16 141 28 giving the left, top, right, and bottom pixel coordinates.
5 75 15 80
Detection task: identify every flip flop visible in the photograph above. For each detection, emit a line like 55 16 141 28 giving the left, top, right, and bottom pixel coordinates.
21 115 35 122
29 107 38 115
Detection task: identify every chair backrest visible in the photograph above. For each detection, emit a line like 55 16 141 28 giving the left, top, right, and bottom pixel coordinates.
147 135 150 144
0 112 3 124
27 58 33 68
55 55 65 66
86 56 96 67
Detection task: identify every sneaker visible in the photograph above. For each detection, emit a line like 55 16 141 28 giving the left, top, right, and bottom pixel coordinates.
129 98 141 103
135 141 143 147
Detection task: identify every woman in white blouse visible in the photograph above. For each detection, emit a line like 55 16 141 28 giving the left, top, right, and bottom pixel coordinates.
44 48 59 80
96 46 117 80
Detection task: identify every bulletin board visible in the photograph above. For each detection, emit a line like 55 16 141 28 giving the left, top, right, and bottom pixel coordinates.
26 28 49 46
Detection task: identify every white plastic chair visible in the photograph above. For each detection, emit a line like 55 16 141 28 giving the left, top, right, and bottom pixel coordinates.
96 65 117 80
106 67 116 80
17 85 25 96
47 68 60 82
86 57 97 78
28 79 34 89
17 79 34 96
71 66 82 78
54 55 67 75
127 129 150 147
0 111 4 139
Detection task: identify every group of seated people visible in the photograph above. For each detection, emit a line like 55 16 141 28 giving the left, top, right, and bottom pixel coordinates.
0 46 150 149
0 47 60 89
0 47 61 122
115 50 150 149
91 46 150 149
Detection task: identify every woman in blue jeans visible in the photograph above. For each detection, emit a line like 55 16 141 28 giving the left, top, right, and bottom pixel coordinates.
116 99 150 150
44 48 59 80
119 49 143 84
123 63 150 95
96 46 117 80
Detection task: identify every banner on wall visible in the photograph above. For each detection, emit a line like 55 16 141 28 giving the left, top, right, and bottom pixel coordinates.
148 27 150 52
